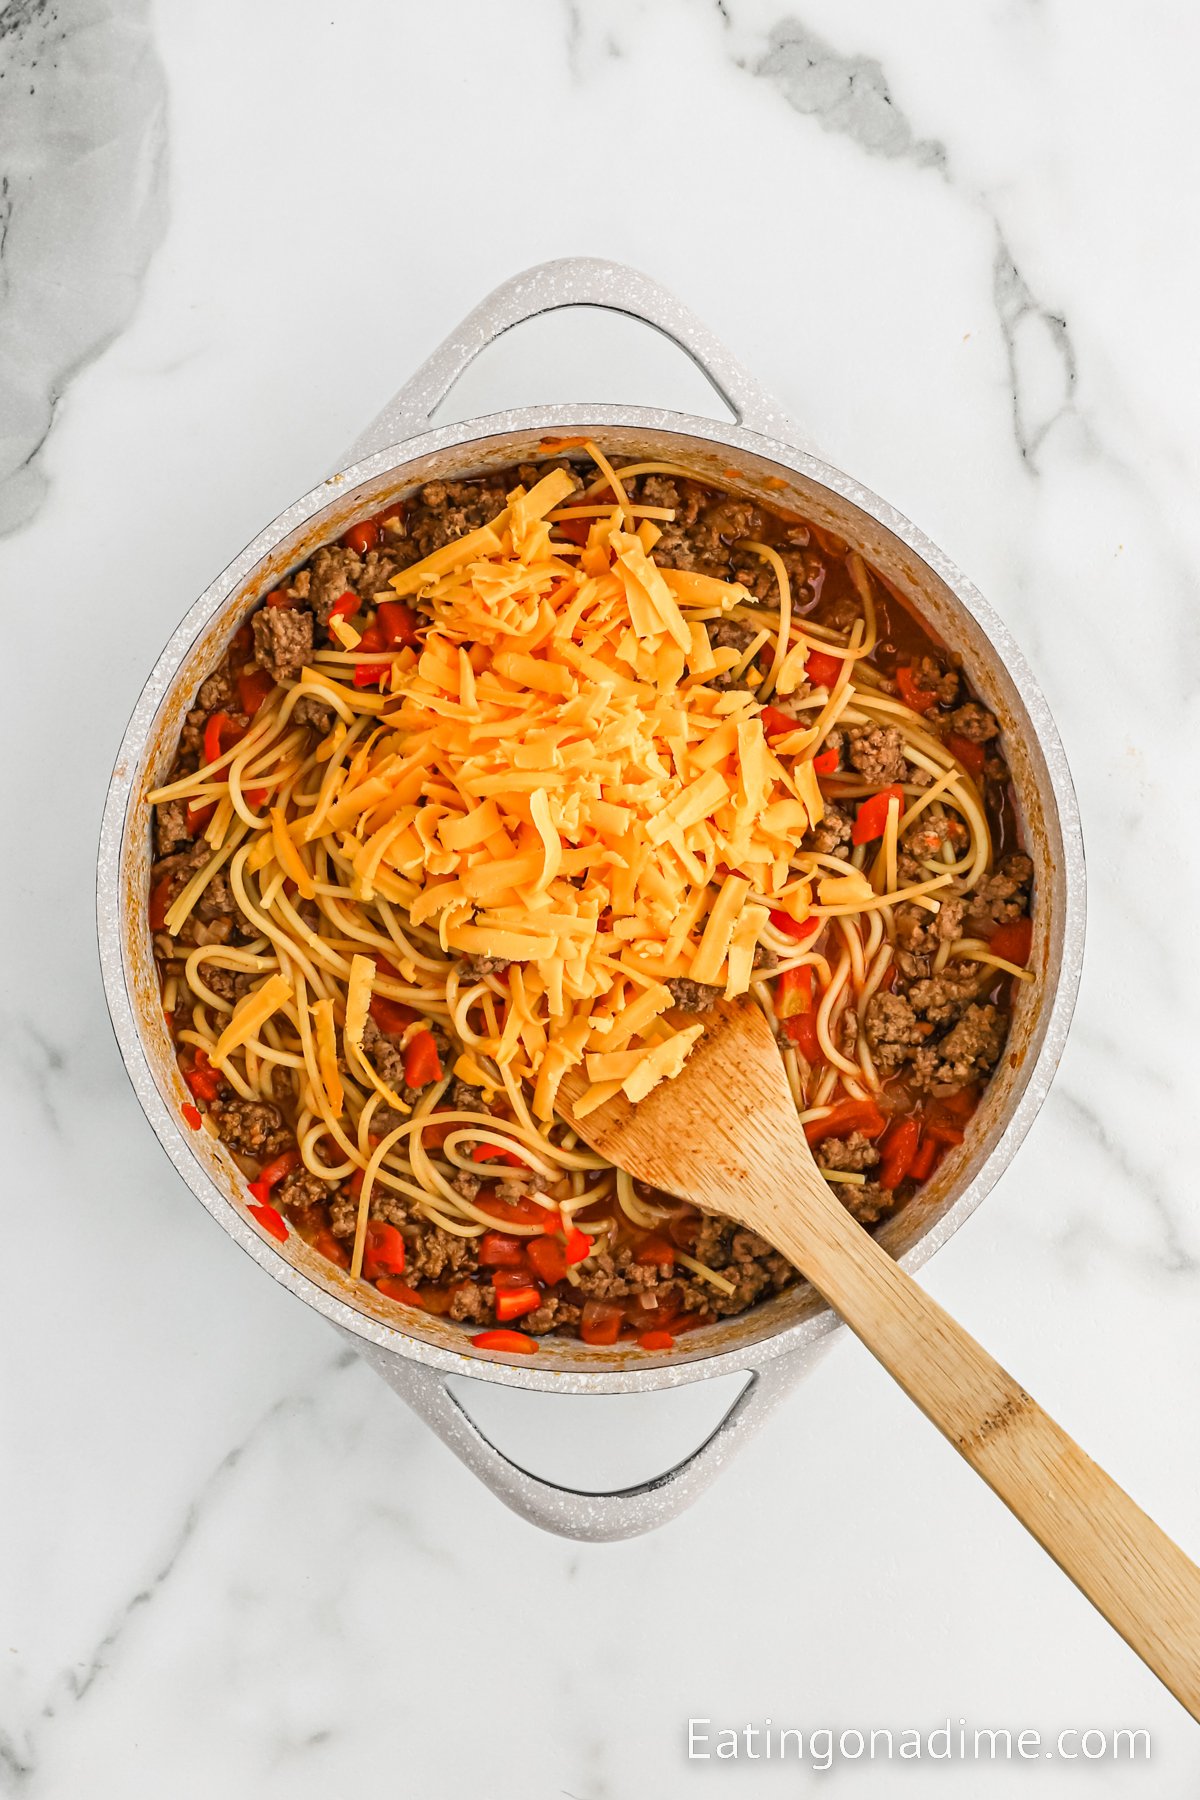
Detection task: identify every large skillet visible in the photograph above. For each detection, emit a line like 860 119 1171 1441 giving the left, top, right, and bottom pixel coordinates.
98 257 1085 1540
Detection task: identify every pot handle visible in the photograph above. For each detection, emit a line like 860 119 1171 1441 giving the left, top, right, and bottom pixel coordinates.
348 1334 815 1542
342 256 807 463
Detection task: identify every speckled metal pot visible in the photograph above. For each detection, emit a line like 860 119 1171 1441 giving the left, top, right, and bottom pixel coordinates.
97 258 1086 1541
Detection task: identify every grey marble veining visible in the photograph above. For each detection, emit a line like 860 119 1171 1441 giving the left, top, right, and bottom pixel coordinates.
0 0 166 534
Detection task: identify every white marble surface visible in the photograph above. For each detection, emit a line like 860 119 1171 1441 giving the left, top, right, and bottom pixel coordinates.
3 0 1199 1792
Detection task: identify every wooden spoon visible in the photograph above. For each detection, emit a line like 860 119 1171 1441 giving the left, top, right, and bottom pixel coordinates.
558 999 1200 1716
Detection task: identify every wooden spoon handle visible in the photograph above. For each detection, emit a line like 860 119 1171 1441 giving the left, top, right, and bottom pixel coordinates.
768 1183 1200 1716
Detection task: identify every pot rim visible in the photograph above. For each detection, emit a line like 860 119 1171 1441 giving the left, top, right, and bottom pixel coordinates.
98 401 1086 1395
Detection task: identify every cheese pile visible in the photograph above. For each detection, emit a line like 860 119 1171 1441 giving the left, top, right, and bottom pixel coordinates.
279 465 830 1119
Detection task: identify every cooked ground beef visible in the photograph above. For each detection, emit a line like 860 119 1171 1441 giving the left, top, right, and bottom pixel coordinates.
306 545 363 626
846 724 908 784
709 616 760 689
965 853 1033 934
893 895 966 977
803 804 853 858
406 478 511 559
276 1167 334 1210
449 1077 489 1113
666 977 721 1013
197 668 235 713
943 701 999 743
459 954 511 980
155 800 191 856
450 1168 483 1202
819 1131 880 1172
252 606 314 681
913 1003 1005 1089
906 960 982 1025
865 991 930 1068
292 693 335 735
908 654 960 708
197 963 257 1004
360 1014 406 1089
210 1098 291 1159
196 872 237 921
838 1180 891 1225
901 809 967 862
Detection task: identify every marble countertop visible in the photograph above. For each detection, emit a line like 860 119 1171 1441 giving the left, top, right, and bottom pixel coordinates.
4 0 1199 1792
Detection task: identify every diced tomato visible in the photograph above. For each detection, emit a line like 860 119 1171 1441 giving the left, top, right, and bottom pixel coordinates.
812 748 840 775
769 909 820 943
852 784 906 845
783 1012 823 1063
638 1329 676 1352
418 1285 454 1315
341 520 380 558
987 916 1033 966
247 1178 272 1205
478 1231 526 1268
353 660 387 690
369 993 417 1037
373 951 402 979
181 1102 203 1130
185 798 217 834
634 1233 675 1269
554 517 592 546
879 1117 921 1191
248 1201 288 1243
244 786 268 811
493 1283 541 1322
256 1147 301 1191
374 501 406 530
265 589 294 609
377 599 421 650
471 1329 538 1354
908 1136 940 1183
895 665 938 714
236 667 275 718
326 593 359 628
922 1117 966 1148
759 704 797 739
149 875 174 931
345 1166 366 1200
403 1030 443 1089
527 1236 568 1286
946 732 986 777
471 1141 527 1169
563 1225 591 1265
804 1096 887 1148
202 710 245 767
184 1050 222 1104
362 1220 407 1280
314 1229 350 1269
775 963 814 1020
805 649 843 688
580 1299 625 1346
377 1276 425 1306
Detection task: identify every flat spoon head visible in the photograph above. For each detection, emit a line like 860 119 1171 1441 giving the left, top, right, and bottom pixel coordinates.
557 999 829 1235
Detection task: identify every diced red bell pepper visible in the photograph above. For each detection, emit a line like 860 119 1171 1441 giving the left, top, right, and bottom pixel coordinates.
471 1141 528 1169
352 622 387 688
181 1102 203 1130
314 1229 350 1269
494 1282 542 1322
879 1117 921 1191
922 1117 966 1148
580 1299 625 1346
346 1166 366 1199
341 520 379 558
634 1233 676 1268
248 1201 288 1242
374 501 406 530
369 993 417 1037
231 623 254 656
895 665 938 714
326 593 359 628
256 1147 301 1191
149 875 174 931
184 1050 222 1104
812 748 840 775
378 1276 425 1306
265 589 295 609
471 1329 538 1354
185 798 216 834
783 1012 823 1063
946 732 986 777
907 1136 940 1182
805 649 843 688
759 704 797 739
478 1231 526 1268
554 516 592 546
852 784 905 845
377 599 421 650
403 1030 443 1089
479 1193 560 1230
202 710 245 767
244 786 268 811
775 963 814 1020
769 909 820 943
526 1236 569 1286
804 1096 887 1147
563 1225 591 1265
987 916 1032 966
236 667 275 718
362 1219 407 1280
638 1329 676 1352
